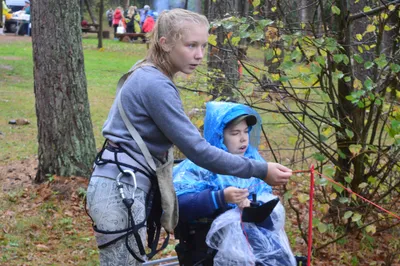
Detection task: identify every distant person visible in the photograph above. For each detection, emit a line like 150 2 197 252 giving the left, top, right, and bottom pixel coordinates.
106 8 113 27
17 0 30 36
1 0 10 35
140 4 151 27
112 7 124 37
142 9 154 34
126 6 140 34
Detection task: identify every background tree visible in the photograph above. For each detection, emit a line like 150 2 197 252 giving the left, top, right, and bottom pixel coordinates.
31 0 97 182
180 0 400 258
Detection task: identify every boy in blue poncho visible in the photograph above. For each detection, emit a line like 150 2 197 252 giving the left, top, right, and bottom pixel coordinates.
173 101 297 266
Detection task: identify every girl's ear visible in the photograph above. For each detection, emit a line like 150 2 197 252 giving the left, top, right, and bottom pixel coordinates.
159 36 171 52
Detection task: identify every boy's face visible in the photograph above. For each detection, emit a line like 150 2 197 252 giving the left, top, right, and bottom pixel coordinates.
223 120 249 156
167 22 208 75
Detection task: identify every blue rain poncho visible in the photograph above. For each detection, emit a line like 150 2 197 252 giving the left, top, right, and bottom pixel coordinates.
173 102 296 266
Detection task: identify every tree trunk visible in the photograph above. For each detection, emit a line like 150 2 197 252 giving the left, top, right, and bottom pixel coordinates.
207 0 240 99
31 0 97 182
98 0 104 48
85 0 97 24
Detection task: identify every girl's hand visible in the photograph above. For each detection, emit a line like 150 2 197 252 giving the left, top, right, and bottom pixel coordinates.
224 187 249 204
238 198 251 210
264 162 292 186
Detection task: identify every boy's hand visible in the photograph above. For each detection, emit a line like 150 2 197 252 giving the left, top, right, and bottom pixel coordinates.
238 198 251 210
264 162 292 186
224 187 249 204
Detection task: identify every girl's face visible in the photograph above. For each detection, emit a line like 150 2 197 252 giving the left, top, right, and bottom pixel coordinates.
223 120 249 156
166 22 208 75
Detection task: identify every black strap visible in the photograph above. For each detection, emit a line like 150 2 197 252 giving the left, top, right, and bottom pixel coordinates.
87 141 170 262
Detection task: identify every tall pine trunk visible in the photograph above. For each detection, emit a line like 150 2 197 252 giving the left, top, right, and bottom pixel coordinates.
31 0 96 182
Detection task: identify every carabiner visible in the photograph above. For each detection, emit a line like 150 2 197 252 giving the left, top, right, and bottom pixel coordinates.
116 170 137 200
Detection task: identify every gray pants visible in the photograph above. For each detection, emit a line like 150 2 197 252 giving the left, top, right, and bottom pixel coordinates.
86 176 147 266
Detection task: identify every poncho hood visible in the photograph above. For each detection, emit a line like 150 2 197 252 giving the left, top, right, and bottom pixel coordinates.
173 101 272 198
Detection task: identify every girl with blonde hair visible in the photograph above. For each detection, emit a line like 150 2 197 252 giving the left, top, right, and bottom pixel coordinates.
86 8 292 266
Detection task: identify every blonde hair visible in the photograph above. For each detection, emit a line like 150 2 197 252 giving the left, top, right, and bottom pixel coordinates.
127 6 135 18
143 8 209 79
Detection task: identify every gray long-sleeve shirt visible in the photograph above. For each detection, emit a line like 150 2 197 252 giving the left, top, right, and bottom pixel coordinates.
98 66 268 192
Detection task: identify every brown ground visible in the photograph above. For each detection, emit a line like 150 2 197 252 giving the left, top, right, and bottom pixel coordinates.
0 33 32 43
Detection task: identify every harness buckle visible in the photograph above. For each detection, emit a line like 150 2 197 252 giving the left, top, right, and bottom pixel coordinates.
116 170 137 203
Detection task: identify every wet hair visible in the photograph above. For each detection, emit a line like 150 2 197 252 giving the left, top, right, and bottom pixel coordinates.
143 8 209 79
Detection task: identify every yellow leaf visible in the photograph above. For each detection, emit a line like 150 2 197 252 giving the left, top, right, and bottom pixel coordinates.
320 204 330 214
384 25 391 31
274 48 282 56
297 193 310 203
261 92 269 99
259 144 266 150
388 5 395 11
195 119 204 128
358 46 363 53
272 58 279 63
354 78 362 90
208 34 217 46
366 24 376 33
365 224 376 234
271 73 280 81
271 6 277 12
381 13 388 20
356 34 363 41
329 193 337 200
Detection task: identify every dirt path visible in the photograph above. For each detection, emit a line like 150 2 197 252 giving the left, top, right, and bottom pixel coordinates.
0 33 32 43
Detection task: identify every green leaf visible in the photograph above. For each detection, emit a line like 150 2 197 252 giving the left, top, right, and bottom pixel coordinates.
283 190 293 201
239 24 250 32
344 76 351 82
265 49 275 61
310 62 322 74
364 78 374 91
364 61 374 69
318 222 328 233
231 36 240 46
338 196 348 203
338 149 346 159
344 211 354 219
252 0 261 7
352 213 362 222
374 54 387 69
345 129 354 138
334 184 344 194
332 5 341 15
333 54 344 63
323 166 335 177
316 56 326 66
358 182 368 189
390 63 400 73
258 19 274 27
363 6 372 12
291 49 302 61
313 153 326 162
353 54 364 64
344 175 352 184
